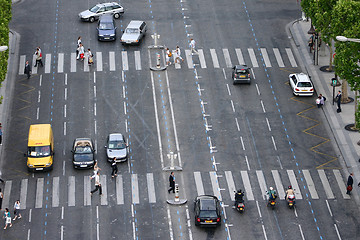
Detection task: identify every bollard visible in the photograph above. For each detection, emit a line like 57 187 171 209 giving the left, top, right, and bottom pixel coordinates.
156 53 161 69
167 183 187 205
174 184 180 202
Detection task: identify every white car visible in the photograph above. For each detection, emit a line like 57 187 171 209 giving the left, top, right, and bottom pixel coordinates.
78 2 124 22
289 73 314 96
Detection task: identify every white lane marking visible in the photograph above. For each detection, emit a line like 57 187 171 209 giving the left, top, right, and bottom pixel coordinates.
271 136 277 150
262 224 268 240
32 54 38 74
241 171 254 200
63 122 66 136
230 100 235 112
35 178 44 208
36 107 39 120
225 171 236 201
222 68 227 79
45 54 51 73
109 51 116 71
124 101 126 115
68 176 75 206
116 175 124 205
134 51 141 70
64 88 67 101
326 199 333 216
65 73 67 85
210 49 220 68
96 206 100 240
273 48 285 67
334 224 342 240
64 104 66 118
318 169 334 199
287 170 302 199
100 175 108 205
271 170 285 200
61 206 64 219
248 48 259 68
94 102 97 116
266 118 271 131
185 49 194 69
303 170 319 199
333 169 350 199
260 100 266 112
210 172 222 201
96 52 102 71
194 172 205 196
298 225 305 240
19 55 26 75
71 53 76 72
58 53 64 73
61 225 64 240
260 48 271 67
226 84 231 95
20 179 28 209
27 229 31 240
245 156 250 171
28 209 32 222
52 177 60 207
198 49 207 68
147 173 156 203
122 51 128 71
167 208 174 240
286 48 298 67
255 83 260 95
240 136 245 150
235 118 240 131
256 200 262 218
223 48 232 68
256 170 267 200
131 174 139 204
62 159 65 176
235 48 245 65
84 176 91 206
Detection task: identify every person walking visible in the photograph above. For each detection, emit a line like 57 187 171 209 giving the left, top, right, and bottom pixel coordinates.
336 90 342 113
3 208 12 229
189 38 198 55
174 46 184 64
76 36 82 56
0 123 2 146
87 49 94 66
346 173 354 195
166 48 172 66
93 161 101 176
90 171 102 196
319 94 326 106
13 200 22 220
34 48 43 67
77 43 85 61
316 96 322 108
111 157 118 178
0 188 3 210
168 172 175 193
24 60 32 79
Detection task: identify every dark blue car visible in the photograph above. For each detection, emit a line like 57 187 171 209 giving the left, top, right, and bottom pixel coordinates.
97 15 116 41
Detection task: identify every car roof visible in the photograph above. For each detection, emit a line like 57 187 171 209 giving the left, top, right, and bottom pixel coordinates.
109 133 124 141
196 195 218 210
293 73 311 82
99 14 113 21
98 2 120 7
234 65 248 69
126 20 145 28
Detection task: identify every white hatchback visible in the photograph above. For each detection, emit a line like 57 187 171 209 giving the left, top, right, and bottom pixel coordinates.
289 73 314 96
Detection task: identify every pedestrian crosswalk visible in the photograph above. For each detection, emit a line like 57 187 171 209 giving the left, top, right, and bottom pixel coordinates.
1 169 349 210
18 47 298 75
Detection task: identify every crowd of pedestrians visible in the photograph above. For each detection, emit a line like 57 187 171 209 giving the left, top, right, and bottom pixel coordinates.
165 38 198 67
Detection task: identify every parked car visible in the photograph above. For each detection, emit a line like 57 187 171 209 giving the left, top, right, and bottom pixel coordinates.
289 73 314 96
194 195 222 227
97 14 117 41
78 2 124 22
120 20 147 45
71 138 95 169
105 133 128 162
232 65 251 84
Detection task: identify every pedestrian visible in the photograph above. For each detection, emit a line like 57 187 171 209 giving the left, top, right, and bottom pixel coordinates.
319 94 326 106
336 90 342 113
3 208 12 229
189 38 198 55
346 173 354 195
93 161 101 176
34 48 43 67
168 172 175 193
76 36 82 56
77 43 85 61
166 48 172 66
308 34 314 53
0 188 3 210
24 60 32 79
111 157 118 178
13 200 21 220
174 46 184 64
316 96 322 108
90 171 102 196
0 123 2 146
87 48 94 66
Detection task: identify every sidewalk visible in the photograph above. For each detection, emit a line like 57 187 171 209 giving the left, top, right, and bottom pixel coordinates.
288 19 360 204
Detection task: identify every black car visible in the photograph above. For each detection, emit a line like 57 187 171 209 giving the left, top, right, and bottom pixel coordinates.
232 65 251 84
194 195 222 227
71 138 95 169
97 15 117 41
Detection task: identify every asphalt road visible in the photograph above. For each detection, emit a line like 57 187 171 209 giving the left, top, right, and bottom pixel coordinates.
1 0 359 239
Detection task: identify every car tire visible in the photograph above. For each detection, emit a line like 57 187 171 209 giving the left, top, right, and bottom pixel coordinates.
89 17 95 23
113 13 120 19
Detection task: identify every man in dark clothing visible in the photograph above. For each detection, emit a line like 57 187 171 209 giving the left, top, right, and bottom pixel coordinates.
24 61 31 79
336 91 342 113
168 172 175 193
346 173 354 195
111 157 118 178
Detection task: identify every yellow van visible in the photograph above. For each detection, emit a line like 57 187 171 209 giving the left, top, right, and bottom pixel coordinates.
26 124 54 171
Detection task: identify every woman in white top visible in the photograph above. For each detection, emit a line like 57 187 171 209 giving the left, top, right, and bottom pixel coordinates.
77 43 85 60
13 200 21 220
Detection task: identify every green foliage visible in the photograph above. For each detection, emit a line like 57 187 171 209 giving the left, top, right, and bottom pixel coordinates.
356 99 360 130
0 0 11 91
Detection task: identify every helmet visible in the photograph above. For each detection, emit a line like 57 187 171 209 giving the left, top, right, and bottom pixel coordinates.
288 185 292 189
237 189 242 193
269 187 273 191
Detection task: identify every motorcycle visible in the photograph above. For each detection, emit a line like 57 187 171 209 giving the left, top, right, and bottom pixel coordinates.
268 198 276 209
287 194 296 208
234 191 245 213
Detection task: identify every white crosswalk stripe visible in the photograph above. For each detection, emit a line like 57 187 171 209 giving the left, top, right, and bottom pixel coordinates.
134 51 141 70
223 48 232 68
45 54 51 73
273 48 285 68
287 170 302 200
241 171 254 201
68 176 76 207
198 49 207 68
84 176 91 206
256 170 267 200
303 169 319 199
122 51 128 71
225 171 236 201
116 174 124 205
210 171 222 201
318 169 335 199
210 49 220 68
19 55 26 75
35 178 44 208
32 54 38 74
3 180 12 209
70 53 76 72
333 169 350 199
260 48 271 68
235 48 245 66
185 49 193 69
58 53 64 73
52 177 60 207
194 171 205 196
147 173 156 203
272 170 285 200
286 48 298 67
109 51 116 71
131 173 139 204
248 48 259 68
96 52 103 72
100 175 108 206
20 179 28 210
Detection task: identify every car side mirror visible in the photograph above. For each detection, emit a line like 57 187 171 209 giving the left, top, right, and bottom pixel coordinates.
104 146 107 148
115 27 117 30
71 150 74 153
96 28 99 30
122 30 124 33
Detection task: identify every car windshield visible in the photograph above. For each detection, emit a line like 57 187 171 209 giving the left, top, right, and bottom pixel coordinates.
99 23 114 30
236 69 248 74
27 145 51 157
75 146 92 154
125 28 139 34
297 82 312 87
199 210 217 218
89 5 100 13
108 140 126 150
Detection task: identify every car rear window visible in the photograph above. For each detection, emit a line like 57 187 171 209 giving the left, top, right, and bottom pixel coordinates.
236 69 248 74
297 82 312 87
200 199 216 210
126 28 139 34
199 210 217 218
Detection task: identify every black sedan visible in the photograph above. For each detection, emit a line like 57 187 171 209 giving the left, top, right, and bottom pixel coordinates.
194 195 222 227
232 65 251 84
71 138 95 169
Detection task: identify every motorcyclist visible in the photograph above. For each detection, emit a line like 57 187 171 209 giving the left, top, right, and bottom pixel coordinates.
267 187 277 202
285 185 295 201
234 189 244 205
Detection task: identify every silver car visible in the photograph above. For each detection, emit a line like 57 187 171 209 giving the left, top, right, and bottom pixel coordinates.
121 21 147 45
105 133 128 162
78 2 124 23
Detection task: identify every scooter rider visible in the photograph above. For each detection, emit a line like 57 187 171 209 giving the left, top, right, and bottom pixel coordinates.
285 185 295 201
267 187 277 202
234 189 244 206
